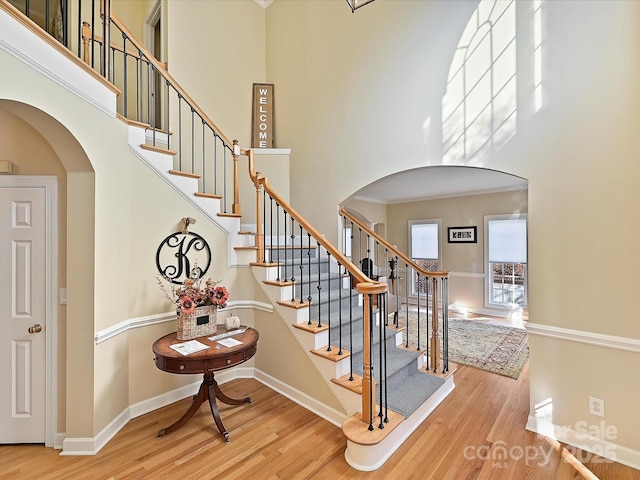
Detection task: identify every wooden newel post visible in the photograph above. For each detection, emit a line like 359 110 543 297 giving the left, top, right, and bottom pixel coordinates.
254 175 265 263
357 281 387 425
232 140 241 215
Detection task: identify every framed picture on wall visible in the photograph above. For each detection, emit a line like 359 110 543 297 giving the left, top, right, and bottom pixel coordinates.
448 226 477 243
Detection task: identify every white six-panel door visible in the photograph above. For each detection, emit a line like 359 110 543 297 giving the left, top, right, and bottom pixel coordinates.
0 185 47 443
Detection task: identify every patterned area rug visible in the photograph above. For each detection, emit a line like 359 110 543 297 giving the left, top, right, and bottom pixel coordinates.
399 313 529 379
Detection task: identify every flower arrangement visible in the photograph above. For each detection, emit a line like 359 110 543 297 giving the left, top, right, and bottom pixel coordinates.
157 275 229 315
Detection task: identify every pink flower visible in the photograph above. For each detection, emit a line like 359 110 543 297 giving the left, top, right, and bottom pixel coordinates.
178 295 196 315
211 286 229 308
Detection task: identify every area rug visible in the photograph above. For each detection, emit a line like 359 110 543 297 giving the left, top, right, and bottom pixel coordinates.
398 312 529 379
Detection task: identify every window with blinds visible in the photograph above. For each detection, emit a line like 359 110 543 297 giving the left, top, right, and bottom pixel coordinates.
485 215 527 307
409 220 441 295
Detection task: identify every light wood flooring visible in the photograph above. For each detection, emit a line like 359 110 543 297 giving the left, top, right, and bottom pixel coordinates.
2 361 639 479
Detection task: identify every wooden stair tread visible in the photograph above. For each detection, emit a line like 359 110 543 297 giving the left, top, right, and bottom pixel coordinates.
276 299 309 310
249 262 280 268
265 280 293 287
168 169 200 179
194 192 222 200
141 144 177 156
238 231 256 235
116 114 149 129
292 321 326 333
342 408 404 446
331 373 363 394
419 362 457 380
311 346 350 362
218 212 242 218
234 246 258 251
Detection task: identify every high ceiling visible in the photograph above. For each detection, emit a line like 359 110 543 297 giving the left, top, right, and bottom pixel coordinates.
350 166 528 205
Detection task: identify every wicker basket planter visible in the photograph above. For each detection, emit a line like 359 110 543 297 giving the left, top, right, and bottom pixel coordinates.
176 305 217 340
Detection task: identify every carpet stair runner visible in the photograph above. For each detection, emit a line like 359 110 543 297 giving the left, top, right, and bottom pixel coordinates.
266 246 446 418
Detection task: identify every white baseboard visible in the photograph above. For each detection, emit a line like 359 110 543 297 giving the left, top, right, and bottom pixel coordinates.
526 415 640 471
60 366 343 455
253 368 347 428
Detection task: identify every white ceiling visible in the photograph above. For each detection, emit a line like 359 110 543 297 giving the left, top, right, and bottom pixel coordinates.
350 166 528 204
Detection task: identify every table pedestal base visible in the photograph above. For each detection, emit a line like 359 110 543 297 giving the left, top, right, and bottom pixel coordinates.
157 372 251 443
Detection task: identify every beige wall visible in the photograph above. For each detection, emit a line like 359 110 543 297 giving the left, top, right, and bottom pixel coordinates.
5 0 640 458
266 0 640 454
166 0 266 147
0 107 69 433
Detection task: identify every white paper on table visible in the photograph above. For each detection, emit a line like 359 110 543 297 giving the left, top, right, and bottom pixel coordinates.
170 340 210 356
216 337 243 348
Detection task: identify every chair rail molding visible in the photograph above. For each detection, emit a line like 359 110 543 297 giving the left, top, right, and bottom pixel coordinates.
526 323 640 354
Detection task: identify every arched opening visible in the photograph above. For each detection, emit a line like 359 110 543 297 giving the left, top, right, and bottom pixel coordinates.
341 165 528 320
0 100 95 447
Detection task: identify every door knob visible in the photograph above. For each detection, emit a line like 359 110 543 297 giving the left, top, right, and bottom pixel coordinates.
28 324 43 334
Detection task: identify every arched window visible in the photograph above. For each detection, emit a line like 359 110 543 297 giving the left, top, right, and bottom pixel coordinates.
442 0 518 165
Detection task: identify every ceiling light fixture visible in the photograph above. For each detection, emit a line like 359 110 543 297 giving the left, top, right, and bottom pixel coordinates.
346 0 376 13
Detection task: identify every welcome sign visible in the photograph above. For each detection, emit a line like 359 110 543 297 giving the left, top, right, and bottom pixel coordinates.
252 83 274 148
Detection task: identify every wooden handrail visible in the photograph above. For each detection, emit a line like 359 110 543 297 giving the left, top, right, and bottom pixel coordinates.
107 12 235 150
247 151 384 288
339 206 449 280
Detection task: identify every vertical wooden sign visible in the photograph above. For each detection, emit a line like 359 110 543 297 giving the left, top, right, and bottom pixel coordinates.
252 83 274 148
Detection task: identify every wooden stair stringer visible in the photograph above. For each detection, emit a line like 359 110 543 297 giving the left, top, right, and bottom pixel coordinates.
251 263 362 416
127 124 254 268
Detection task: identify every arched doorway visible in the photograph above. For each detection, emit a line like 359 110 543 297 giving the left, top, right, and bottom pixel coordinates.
0 100 94 447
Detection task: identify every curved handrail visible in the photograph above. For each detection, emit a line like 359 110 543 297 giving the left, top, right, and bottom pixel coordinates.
339 205 449 280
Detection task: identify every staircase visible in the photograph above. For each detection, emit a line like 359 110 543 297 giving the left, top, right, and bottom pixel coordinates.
1 0 455 470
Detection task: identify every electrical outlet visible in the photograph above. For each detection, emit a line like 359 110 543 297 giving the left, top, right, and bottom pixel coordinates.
59 288 67 305
589 396 605 417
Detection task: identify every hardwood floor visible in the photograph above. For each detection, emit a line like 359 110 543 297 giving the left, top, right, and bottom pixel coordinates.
1 364 638 479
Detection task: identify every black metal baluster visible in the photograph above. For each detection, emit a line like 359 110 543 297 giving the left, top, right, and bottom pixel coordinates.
190 107 195 172
325 252 332 351
348 273 354 381
177 94 183 170
269 196 274 263
416 272 421 351
201 119 206 191
443 277 449 373
166 80 170 147
382 292 389 424
425 276 430 369
222 147 228 213
283 212 289 293
316 247 322 329
122 35 128 118
367 293 374 432
306 232 313 324
275 203 281 280
337 261 343 356
299 225 304 304
405 263 410 349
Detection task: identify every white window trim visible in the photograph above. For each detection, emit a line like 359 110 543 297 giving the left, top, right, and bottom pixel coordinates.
408 218 442 296
484 213 528 310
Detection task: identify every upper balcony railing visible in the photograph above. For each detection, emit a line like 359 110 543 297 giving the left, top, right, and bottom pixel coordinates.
4 0 240 214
